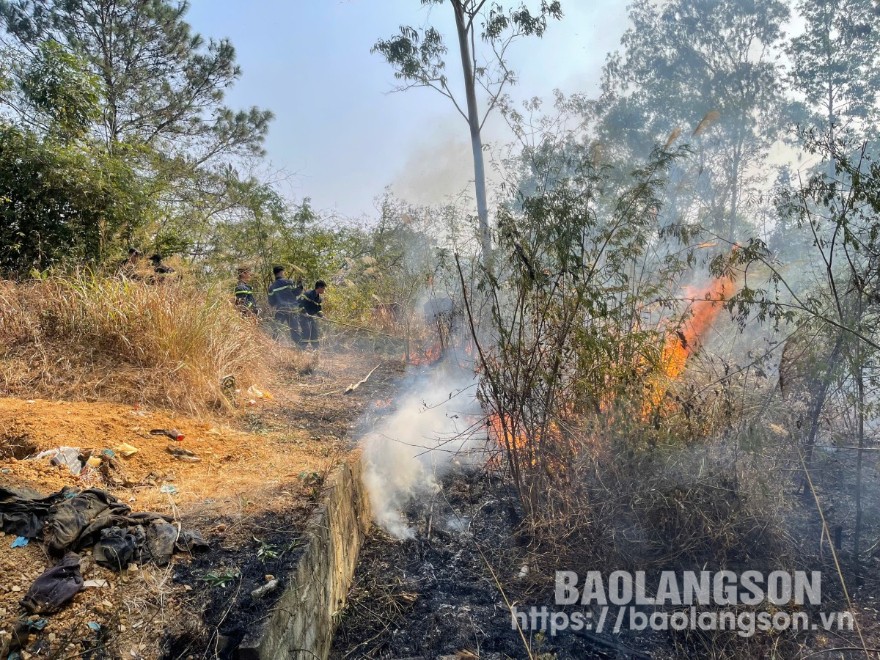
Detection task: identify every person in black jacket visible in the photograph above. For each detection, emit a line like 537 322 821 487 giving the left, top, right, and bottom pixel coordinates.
298 280 326 348
148 253 177 284
267 265 303 343
234 266 258 316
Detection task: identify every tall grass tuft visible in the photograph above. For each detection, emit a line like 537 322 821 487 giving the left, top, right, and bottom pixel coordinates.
0 273 267 413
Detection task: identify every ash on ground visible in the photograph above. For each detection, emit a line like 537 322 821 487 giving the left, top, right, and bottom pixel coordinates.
330 469 656 659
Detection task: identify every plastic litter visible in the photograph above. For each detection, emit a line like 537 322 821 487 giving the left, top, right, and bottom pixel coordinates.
11 536 29 548
31 447 83 476
83 579 109 589
159 484 178 495
87 622 101 632
114 443 139 458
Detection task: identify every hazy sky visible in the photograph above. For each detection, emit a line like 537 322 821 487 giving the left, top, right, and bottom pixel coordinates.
185 1 630 218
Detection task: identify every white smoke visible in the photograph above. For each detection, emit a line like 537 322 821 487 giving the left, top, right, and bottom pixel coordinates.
360 362 483 539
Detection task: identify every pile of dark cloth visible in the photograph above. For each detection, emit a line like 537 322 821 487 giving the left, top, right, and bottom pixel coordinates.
0 486 208 614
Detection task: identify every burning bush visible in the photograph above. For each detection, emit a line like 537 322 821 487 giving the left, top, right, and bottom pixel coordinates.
0 273 267 412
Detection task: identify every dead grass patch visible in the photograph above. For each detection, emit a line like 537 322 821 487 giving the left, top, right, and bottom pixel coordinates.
0 275 269 413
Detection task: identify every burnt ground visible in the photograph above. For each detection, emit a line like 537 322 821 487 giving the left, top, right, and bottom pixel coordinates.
159 351 406 659
163 510 311 658
331 462 880 660
330 470 661 660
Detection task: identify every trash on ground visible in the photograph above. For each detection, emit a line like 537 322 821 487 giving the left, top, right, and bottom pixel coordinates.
11 536 29 548
30 447 83 475
20 552 84 614
250 578 279 600
114 443 139 457
176 529 209 553
159 484 178 495
166 445 200 462
145 520 178 565
93 526 139 570
0 486 206 572
83 579 109 589
87 621 101 632
96 451 128 487
150 428 184 441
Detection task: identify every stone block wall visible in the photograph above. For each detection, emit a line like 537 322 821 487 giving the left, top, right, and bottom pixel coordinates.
238 454 371 659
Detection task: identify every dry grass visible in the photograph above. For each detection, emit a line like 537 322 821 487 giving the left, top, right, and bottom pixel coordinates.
0 274 269 413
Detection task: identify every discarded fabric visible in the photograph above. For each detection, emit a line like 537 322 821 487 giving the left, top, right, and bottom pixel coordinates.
0 486 75 538
0 486 207 571
20 553 84 614
93 526 139 570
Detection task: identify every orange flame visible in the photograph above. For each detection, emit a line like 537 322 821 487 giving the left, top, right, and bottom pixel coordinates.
488 412 528 451
645 274 734 414
407 342 443 366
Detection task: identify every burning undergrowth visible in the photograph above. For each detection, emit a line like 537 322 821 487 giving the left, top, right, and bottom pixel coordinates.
337 438 835 660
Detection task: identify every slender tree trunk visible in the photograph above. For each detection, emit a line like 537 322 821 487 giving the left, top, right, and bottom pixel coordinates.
802 335 844 500
825 39 836 178
453 2 492 271
729 140 741 242
854 357 864 563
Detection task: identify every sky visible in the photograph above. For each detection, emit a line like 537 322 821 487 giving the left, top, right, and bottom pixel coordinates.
185 1 631 219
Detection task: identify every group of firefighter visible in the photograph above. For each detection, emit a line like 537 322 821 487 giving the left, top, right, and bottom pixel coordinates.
119 250 327 349
234 265 326 349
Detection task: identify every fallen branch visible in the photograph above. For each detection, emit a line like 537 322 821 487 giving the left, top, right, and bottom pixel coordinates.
344 365 380 395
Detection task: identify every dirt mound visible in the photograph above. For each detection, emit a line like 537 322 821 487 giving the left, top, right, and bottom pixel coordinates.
0 350 404 659
0 397 326 517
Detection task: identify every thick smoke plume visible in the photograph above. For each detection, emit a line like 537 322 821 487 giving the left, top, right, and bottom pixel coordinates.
360 361 483 539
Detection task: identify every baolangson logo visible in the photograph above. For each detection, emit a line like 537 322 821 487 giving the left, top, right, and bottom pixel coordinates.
554 570 823 606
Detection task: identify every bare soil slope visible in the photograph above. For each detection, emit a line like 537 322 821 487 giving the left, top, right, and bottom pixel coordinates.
0 350 402 659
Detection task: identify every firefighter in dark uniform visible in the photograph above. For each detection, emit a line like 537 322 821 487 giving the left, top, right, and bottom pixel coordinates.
234 266 258 316
298 279 326 348
267 265 303 343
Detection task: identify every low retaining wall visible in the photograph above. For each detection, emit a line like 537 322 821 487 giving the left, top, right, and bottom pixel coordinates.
238 454 371 659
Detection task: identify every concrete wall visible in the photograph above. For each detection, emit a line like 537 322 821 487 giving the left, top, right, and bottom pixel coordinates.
237 455 371 660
